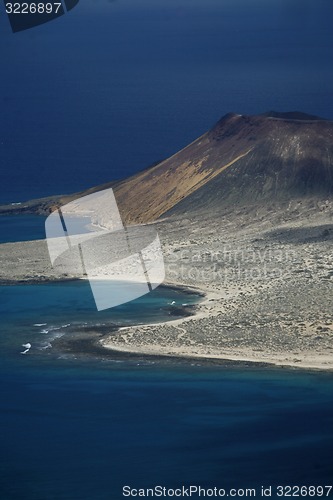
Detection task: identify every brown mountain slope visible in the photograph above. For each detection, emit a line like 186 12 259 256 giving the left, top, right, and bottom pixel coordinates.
1 111 332 224
112 111 333 223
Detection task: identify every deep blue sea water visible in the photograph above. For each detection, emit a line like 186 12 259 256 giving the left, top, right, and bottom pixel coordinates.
0 0 333 203
0 221 332 498
1 281 333 500
1 1 333 497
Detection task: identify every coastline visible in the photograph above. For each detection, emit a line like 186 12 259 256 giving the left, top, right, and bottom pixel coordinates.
100 282 333 372
99 203 333 372
1 201 332 371
48 302 333 372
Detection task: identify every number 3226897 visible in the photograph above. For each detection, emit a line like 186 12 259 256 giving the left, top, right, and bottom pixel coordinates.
5 3 62 14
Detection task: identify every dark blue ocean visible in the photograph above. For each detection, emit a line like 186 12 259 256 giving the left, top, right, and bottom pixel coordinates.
1 277 333 500
0 221 332 500
0 0 333 203
1 1 333 498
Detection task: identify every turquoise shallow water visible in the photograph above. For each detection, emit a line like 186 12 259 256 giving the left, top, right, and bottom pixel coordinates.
0 280 333 499
0 281 199 361
0 216 332 499
0 215 47 243
1 0 333 494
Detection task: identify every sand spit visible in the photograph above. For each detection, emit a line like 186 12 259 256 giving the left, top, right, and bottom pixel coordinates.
1 200 332 370
102 201 333 370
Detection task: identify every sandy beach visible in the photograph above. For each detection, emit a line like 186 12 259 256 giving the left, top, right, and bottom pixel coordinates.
1 198 332 370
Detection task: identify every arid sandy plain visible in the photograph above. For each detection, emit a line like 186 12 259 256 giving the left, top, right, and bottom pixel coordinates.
1 198 332 370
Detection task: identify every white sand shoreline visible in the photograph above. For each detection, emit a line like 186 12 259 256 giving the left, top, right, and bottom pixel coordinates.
101 281 333 371
102 342 333 372
1 201 332 371
99 204 333 372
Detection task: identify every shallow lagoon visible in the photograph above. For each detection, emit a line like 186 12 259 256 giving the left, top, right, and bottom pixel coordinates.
0 215 47 244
